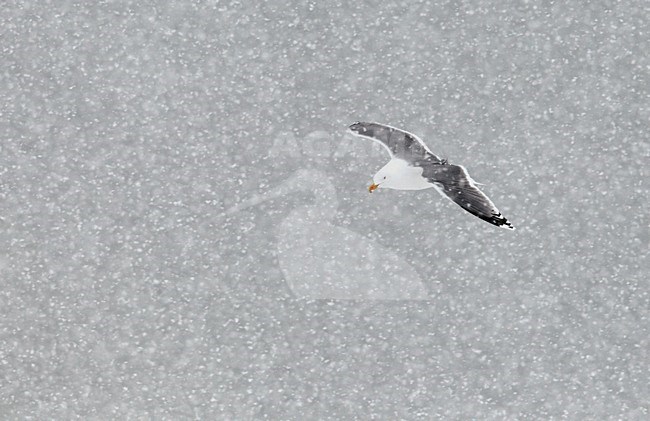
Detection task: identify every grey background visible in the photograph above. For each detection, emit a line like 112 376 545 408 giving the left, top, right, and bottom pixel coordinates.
2 1 648 419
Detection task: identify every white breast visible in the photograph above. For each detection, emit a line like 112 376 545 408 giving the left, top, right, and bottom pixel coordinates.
377 158 434 191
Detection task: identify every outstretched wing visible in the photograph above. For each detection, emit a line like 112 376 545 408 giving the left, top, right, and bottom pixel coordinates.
348 122 445 164
423 164 514 230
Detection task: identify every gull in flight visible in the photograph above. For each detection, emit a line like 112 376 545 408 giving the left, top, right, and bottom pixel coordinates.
348 122 514 230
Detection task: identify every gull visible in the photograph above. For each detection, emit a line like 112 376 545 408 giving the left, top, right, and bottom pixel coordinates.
348 122 514 230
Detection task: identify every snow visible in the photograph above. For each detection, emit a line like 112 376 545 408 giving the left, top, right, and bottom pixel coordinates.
1 0 647 419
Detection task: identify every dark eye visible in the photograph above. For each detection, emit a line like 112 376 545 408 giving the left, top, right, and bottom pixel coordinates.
383 176 387 180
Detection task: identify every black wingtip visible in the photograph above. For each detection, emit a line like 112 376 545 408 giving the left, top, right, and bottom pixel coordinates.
348 121 368 134
475 211 515 230
493 214 515 230
501 221 515 230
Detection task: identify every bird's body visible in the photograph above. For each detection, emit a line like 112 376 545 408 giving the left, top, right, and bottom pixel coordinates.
375 159 432 190
348 122 514 230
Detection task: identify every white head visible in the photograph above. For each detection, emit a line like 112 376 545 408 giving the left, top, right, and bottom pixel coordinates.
368 167 391 192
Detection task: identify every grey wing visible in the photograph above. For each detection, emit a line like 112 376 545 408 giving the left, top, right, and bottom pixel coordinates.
348 122 444 163
423 164 514 230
